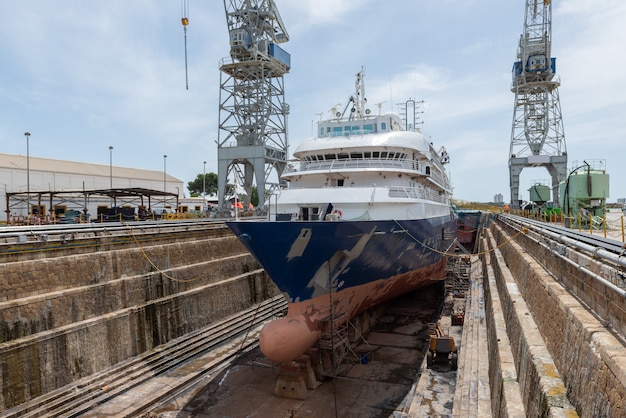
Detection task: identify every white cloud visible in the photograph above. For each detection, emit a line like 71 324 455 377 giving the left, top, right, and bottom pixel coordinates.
0 0 624 202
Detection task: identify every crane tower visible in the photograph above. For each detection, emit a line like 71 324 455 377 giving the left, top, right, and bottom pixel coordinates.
217 0 290 212
508 0 567 208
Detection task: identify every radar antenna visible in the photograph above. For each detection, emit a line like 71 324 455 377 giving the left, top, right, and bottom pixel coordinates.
508 0 567 208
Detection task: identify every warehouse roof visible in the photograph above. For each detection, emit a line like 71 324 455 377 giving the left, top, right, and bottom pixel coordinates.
0 153 180 183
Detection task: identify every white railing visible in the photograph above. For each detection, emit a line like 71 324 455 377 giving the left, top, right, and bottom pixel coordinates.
284 158 450 192
388 185 447 203
284 158 417 174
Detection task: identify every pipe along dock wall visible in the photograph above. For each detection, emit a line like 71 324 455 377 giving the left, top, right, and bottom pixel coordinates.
483 221 625 417
0 228 279 410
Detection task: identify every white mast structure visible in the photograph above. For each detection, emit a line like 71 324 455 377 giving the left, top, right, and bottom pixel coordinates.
509 0 567 208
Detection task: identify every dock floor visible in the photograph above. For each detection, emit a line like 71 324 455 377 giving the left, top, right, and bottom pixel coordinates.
150 257 490 417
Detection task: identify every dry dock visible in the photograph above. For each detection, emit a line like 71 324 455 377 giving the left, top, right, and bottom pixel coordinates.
0 215 625 417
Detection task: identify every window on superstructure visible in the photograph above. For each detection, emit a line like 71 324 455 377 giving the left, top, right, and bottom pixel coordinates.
324 154 336 160
381 152 388 158
373 151 380 158
333 127 342 136
338 153 349 159
364 152 371 158
381 122 387 131
363 124 374 134
338 179 344 187
350 152 363 159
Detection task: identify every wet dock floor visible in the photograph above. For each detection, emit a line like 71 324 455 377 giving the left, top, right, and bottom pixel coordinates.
151 284 462 418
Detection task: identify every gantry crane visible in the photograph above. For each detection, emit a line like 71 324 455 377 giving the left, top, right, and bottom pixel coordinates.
508 0 567 208
217 0 290 213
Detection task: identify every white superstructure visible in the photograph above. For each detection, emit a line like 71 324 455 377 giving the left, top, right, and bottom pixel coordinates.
272 69 452 222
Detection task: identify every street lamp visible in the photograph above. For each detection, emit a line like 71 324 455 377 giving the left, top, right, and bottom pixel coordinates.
109 146 113 189
203 161 206 212
109 146 114 206
163 155 167 211
24 132 30 215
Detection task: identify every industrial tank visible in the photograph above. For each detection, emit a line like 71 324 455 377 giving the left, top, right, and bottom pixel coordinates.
559 160 609 222
528 183 551 205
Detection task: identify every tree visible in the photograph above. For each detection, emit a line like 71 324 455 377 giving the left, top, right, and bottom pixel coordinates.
250 186 259 207
187 172 218 197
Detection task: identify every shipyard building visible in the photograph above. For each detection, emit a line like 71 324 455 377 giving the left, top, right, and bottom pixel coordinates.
0 153 184 224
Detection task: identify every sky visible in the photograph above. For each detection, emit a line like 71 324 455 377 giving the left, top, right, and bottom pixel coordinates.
0 0 624 203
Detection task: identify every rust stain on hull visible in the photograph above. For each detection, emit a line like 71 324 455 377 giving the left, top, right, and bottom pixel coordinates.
259 258 446 363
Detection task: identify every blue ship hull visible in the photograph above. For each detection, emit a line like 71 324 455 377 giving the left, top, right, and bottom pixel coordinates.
227 215 456 302
227 214 456 362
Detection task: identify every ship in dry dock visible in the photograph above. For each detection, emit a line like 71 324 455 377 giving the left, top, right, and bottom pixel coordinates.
227 68 457 363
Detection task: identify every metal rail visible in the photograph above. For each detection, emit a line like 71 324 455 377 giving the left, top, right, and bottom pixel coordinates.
500 214 626 266
1 296 287 418
0 219 232 259
497 214 626 340
0 219 226 242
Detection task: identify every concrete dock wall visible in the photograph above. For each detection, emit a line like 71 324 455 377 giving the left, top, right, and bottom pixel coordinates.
480 236 526 417
0 230 280 410
489 221 626 417
483 228 576 416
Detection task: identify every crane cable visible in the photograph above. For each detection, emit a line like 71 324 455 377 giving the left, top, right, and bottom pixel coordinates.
181 0 190 90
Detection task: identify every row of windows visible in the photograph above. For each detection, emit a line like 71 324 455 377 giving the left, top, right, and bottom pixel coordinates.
320 122 386 137
303 151 408 162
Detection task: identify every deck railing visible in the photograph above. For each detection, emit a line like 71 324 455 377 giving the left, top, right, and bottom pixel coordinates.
284 158 449 190
284 158 418 173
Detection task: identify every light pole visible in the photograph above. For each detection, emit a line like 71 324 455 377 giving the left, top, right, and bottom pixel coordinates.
163 155 167 212
109 146 113 189
24 132 30 215
203 161 206 212
109 146 114 206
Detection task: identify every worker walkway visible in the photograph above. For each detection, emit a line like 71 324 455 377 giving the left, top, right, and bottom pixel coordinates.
397 255 492 417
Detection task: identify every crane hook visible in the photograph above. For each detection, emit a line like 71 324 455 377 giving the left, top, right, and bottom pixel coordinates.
181 0 190 90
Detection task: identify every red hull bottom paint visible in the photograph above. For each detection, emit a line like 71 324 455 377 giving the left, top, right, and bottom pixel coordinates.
259 258 446 363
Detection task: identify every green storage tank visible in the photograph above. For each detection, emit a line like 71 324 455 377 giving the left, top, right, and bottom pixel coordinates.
559 161 609 219
528 183 551 204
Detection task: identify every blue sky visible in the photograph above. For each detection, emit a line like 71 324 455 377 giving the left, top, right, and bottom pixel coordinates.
0 0 624 203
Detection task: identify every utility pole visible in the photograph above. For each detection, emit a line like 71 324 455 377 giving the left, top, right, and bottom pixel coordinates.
24 132 31 216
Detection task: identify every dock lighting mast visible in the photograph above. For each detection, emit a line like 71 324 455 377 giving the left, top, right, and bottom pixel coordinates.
508 0 567 208
217 0 290 213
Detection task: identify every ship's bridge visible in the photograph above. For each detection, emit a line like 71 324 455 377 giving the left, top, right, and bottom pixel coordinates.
317 114 403 138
